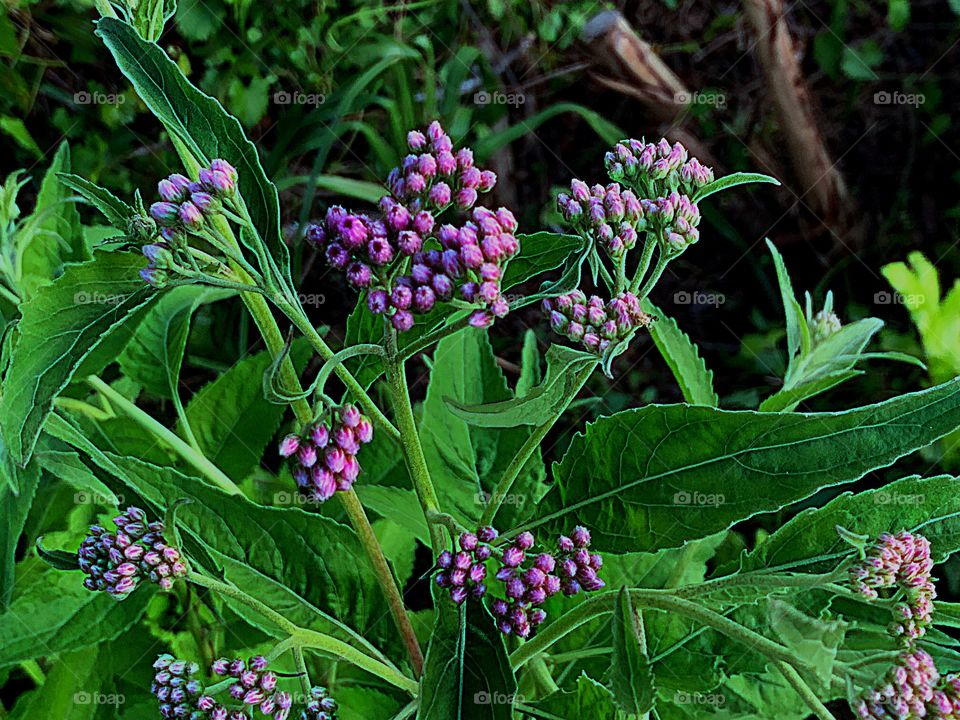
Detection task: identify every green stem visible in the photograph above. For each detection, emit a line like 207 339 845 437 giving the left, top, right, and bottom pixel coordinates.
385 335 445 552
479 362 596 526
274 295 399 441
292 644 312 698
636 253 669 300
671 569 842 599
186 571 417 694
510 589 807 673
629 237 657 293
773 661 837 720
338 490 424 674
86 376 242 496
397 312 474 361
312 344 385 402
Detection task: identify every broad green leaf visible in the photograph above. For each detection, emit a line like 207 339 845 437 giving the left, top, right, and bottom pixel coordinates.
444 345 596 427
57 173 134 231
609 587 656 715
530 377 960 553
421 328 545 528
337 686 404 720
692 172 780 203
45 413 393 657
417 599 516 720
734 474 960 574
531 673 619 719
759 369 861 413
500 232 585 293
0 460 39 607
0 252 156 466
18 143 86 296
10 647 101 720
643 299 718 406
0 563 149 666
180 343 307 481
96 18 287 278
119 285 230 399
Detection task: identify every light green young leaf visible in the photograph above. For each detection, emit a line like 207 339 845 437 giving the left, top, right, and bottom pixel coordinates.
529 377 960 553
767 598 845 689
643 299 718 406
0 252 156 466
692 172 780 203
57 173 134 231
766 238 808 369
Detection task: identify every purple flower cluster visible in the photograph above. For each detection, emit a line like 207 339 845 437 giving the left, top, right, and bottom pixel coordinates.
151 654 209 720
212 656 292 720
852 649 960 720
142 159 238 285
556 180 645 258
305 121 520 331
542 290 653 356
78 506 187 599
603 138 714 195
490 526 604 639
299 686 338 720
849 531 936 642
279 404 374 503
434 526 497 605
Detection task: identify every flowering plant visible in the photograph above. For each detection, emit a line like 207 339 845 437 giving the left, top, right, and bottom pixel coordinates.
2 12 960 720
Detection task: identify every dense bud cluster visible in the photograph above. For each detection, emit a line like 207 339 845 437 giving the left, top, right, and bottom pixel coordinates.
542 290 653 355
853 649 960 720
305 121 520 331
811 309 843 344
848 531 935 642
555 525 605 596
434 526 497 605
151 654 212 720
142 159 238 285
556 180 645 258
603 138 714 195
649 191 701 252
78 506 187 599
279 403 373 503
299 686 338 720
212 656 292 720
490 531 558 638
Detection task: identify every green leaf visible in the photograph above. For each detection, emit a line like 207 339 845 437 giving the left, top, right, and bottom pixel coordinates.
767 598 845 690
445 345 596 428
500 232 585 293
734 474 960 574
609 587 656 715
841 40 883 81
180 343 307 481
56 173 134 231
119 285 230 399
0 252 156 466
0 463 39 606
0 564 149 667
532 673 619 718
643 300 718 406
692 172 780 203
421 328 545 528
417 599 516 720
532 377 960 553
887 0 910 30
10 647 101 720
96 18 287 278
766 238 808 367
35 537 80 571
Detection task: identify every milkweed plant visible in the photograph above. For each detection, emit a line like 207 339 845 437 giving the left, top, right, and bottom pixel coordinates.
2 9 960 720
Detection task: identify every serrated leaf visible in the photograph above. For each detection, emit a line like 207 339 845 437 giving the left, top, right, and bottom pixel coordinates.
500 231 585 293
96 18 287 279
444 345 596 427
768 598 845 689
766 239 808 368
0 252 156 466
417 599 516 720
643 299 718 406
529 377 960 553
531 673 619 718
610 587 656 715
56 173 133 231
692 172 780 203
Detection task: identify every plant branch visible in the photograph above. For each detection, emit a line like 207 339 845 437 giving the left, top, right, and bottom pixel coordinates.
773 660 837 720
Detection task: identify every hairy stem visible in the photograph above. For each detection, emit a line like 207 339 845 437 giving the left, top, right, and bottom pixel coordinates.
636 253 670 300
773 660 837 720
186 571 417 694
85 376 242 496
479 362 596 526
